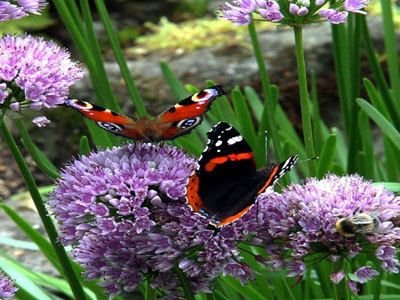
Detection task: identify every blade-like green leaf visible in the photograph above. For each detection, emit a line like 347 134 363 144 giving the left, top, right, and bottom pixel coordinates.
0 257 53 300
0 237 39 250
232 88 257 151
79 135 91 155
357 98 400 151
372 182 400 193
15 120 60 179
220 276 264 300
317 134 337 179
160 61 189 99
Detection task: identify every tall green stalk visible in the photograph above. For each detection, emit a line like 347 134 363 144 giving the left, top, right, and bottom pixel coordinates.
0 120 88 300
248 20 283 164
380 0 400 100
93 0 148 117
331 259 350 300
293 26 316 176
174 266 195 300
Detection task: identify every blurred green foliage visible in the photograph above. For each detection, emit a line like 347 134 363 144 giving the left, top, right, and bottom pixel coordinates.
129 17 276 55
179 0 211 17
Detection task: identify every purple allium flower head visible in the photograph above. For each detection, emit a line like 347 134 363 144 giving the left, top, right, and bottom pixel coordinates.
50 143 258 298
32 115 50 127
0 34 85 113
0 271 18 298
220 0 370 25
0 0 47 21
256 174 400 285
355 266 379 283
344 0 370 14
319 8 348 24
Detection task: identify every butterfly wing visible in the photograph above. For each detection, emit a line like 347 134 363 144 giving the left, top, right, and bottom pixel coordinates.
186 122 298 227
155 86 225 140
66 85 224 142
65 99 144 140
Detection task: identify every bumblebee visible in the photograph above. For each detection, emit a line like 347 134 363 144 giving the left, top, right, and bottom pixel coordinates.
334 213 381 237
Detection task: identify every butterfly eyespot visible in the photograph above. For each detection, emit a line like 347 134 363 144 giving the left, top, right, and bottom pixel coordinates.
176 117 201 129
96 121 124 133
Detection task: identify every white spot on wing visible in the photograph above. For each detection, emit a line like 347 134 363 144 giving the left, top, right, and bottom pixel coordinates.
215 140 223 147
227 135 243 145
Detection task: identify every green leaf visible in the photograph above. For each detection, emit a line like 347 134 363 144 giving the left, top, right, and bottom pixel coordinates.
79 136 91 155
15 120 60 180
357 98 400 151
358 110 375 179
205 80 238 128
244 86 263 122
0 204 62 273
93 0 147 117
0 257 53 300
232 89 257 150
160 61 189 99
330 127 347 170
317 134 337 179
0 237 39 250
372 182 400 193
220 276 264 300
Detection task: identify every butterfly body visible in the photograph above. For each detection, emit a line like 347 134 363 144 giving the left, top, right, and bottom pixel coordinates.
186 122 298 227
65 86 225 141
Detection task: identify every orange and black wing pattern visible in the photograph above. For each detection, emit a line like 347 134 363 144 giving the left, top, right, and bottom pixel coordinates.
186 122 298 227
65 85 225 141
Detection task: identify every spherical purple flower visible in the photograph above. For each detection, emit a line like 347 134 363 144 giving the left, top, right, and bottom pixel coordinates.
0 34 85 118
219 0 368 26
256 174 400 287
32 115 50 127
49 143 258 298
0 271 18 298
0 0 47 22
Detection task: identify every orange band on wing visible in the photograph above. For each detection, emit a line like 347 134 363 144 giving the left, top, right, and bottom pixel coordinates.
186 173 202 213
204 152 253 172
212 206 252 227
257 166 279 194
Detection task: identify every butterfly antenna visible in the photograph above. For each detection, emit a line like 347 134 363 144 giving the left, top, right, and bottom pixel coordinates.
298 156 319 163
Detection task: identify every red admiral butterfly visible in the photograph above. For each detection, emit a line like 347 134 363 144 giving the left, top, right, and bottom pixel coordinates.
65 86 225 141
186 122 298 227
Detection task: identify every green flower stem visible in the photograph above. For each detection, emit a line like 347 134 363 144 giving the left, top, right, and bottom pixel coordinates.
380 0 400 101
52 0 117 109
15 119 61 180
293 26 316 176
0 120 88 300
145 279 156 300
93 0 148 117
173 266 195 300
248 20 283 164
332 259 349 300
